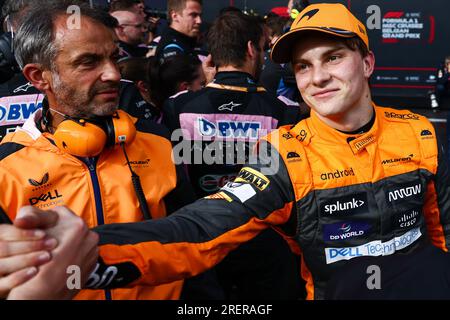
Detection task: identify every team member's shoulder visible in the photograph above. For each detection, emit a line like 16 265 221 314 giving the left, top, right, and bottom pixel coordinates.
0 141 26 162
135 119 171 141
165 89 207 114
260 91 289 107
261 123 308 146
379 106 425 123
171 88 204 104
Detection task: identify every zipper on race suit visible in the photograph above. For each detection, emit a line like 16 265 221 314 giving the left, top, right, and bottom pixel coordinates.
83 157 112 301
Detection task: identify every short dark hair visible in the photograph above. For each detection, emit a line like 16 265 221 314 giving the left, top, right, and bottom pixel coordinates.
218 6 241 16
118 57 150 82
265 15 289 38
150 55 202 106
168 0 202 14
445 56 450 65
1 0 34 30
207 11 264 68
342 37 370 58
109 0 141 13
14 0 118 70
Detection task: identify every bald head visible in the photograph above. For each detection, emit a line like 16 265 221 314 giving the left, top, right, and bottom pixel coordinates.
111 10 147 45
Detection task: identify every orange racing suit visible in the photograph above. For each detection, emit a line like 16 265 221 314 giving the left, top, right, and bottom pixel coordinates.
88 105 450 299
0 109 195 300
3 105 448 300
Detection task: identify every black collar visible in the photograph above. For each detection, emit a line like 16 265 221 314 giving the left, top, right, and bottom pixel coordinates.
164 27 197 48
118 41 148 58
340 109 376 135
213 71 258 87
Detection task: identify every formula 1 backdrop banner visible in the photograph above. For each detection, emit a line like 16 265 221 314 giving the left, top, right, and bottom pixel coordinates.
94 0 448 99
342 0 449 98
188 0 449 99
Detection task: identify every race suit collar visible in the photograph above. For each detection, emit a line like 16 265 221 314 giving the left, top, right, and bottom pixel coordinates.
213 71 258 87
306 104 380 154
19 108 43 140
165 27 197 47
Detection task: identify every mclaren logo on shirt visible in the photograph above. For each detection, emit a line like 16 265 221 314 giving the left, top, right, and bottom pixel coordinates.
125 158 151 168
381 154 413 165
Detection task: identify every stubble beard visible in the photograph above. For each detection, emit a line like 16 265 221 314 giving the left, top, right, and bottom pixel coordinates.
51 71 118 119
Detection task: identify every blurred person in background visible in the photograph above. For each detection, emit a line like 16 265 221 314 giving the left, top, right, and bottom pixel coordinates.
156 0 202 63
110 9 149 58
0 0 43 141
1 0 195 300
118 55 205 123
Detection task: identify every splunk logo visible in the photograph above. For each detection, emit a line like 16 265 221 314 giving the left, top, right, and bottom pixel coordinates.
198 118 261 139
321 193 368 217
320 168 355 181
323 221 371 241
388 184 421 202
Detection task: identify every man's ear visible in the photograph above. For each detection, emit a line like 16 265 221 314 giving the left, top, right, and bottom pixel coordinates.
247 41 259 60
22 63 51 92
115 26 125 39
363 51 376 79
178 81 189 92
170 10 179 24
136 80 148 94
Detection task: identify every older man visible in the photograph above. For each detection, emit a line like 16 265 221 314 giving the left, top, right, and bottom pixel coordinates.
5 3 450 300
0 0 194 300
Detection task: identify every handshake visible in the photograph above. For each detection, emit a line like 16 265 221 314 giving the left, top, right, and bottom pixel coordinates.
0 206 99 299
